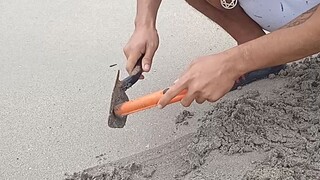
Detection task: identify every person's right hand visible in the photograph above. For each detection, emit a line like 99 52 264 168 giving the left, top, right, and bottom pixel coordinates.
123 27 159 77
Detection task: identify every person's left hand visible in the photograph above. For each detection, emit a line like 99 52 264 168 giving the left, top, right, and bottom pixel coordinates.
157 53 242 108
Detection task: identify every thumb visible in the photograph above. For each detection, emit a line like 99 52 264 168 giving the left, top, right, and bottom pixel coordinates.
142 47 156 72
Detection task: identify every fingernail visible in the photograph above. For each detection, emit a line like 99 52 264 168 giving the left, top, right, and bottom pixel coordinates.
144 64 150 71
157 104 163 109
174 79 179 84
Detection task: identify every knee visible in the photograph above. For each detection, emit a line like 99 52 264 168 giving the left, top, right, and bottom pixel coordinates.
185 0 226 11
206 0 227 10
185 0 195 5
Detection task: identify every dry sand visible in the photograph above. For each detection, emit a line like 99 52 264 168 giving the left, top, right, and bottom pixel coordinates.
65 56 320 179
0 1 236 178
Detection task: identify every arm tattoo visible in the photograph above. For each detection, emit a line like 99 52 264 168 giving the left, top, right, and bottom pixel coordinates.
282 5 319 29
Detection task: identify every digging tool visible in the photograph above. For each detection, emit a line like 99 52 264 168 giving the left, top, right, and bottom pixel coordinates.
108 56 187 128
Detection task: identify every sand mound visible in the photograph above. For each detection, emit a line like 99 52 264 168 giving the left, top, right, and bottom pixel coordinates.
66 56 320 180
182 56 320 179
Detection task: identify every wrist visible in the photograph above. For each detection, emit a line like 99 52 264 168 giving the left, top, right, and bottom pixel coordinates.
234 44 255 75
135 0 161 30
220 47 249 80
135 21 157 32
134 15 157 29
236 45 252 75
134 21 156 31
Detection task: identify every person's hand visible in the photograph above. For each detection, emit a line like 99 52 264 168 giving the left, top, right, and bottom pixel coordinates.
123 27 159 77
158 53 242 108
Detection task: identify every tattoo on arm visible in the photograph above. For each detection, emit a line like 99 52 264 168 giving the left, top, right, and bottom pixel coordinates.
282 5 319 29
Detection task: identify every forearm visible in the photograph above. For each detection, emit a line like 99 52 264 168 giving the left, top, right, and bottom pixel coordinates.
234 6 320 75
135 0 162 28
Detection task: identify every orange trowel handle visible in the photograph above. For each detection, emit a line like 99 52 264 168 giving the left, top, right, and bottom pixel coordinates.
114 89 187 116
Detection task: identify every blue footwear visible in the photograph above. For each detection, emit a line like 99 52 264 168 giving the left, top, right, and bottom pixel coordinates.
231 64 286 90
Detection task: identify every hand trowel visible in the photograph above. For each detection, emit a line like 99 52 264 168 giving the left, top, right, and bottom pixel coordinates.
108 56 187 128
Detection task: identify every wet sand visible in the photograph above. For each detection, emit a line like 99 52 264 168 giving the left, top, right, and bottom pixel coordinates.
66 57 320 179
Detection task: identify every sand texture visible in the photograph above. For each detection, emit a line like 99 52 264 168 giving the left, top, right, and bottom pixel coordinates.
66 56 320 180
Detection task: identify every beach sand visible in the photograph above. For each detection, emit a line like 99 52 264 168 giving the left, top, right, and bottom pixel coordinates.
66 57 320 179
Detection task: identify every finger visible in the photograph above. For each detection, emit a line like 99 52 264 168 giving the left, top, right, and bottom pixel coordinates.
139 74 145 80
158 78 188 109
181 91 197 107
142 46 156 72
126 51 142 75
196 97 206 104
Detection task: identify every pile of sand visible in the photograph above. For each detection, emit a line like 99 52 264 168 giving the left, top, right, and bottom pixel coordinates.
183 56 320 179
66 56 320 180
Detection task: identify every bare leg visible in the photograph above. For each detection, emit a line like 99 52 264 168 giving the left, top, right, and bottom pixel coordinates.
186 0 265 44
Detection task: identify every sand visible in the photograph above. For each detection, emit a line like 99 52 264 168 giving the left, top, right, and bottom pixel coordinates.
65 56 320 179
2 0 319 179
1 1 236 178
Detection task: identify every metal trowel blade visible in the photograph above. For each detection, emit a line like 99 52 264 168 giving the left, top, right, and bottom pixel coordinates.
108 70 129 128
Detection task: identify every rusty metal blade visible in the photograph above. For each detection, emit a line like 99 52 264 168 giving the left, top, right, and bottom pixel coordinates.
108 70 128 128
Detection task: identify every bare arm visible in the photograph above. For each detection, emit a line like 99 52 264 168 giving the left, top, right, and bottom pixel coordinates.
235 5 320 76
124 0 162 74
157 5 320 108
135 0 162 28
